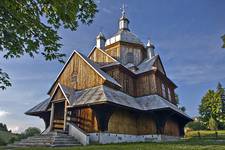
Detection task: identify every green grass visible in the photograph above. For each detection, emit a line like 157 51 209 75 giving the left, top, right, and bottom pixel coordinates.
185 130 225 138
2 130 225 150
6 138 225 150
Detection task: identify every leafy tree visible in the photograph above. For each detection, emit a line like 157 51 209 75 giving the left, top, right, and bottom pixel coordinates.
208 116 218 130
199 88 225 129
0 69 11 90
0 123 8 132
0 0 98 90
175 94 186 112
217 82 223 91
23 127 41 137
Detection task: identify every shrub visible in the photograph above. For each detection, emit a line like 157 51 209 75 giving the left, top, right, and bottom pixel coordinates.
185 121 207 131
208 117 218 130
0 138 6 146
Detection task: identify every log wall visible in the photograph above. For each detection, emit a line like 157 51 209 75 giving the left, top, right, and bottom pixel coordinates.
69 107 98 133
105 42 146 66
108 109 156 135
164 118 180 136
49 53 105 96
135 73 157 97
51 87 65 102
155 72 176 103
105 67 135 96
89 48 116 66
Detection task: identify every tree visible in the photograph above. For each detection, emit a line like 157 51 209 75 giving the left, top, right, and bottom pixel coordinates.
208 116 218 130
185 121 206 131
22 127 41 138
175 94 186 112
0 0 98 90
0 69 11 90
217 82 223 92
199 88 225 129
0 123 8 132
222 35 225 48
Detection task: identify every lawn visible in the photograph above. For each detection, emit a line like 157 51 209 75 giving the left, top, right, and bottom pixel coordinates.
1 131 225 150
185 130 225 138
5 138 225 150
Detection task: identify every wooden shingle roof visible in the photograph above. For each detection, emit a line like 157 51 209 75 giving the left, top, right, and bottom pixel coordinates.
27 84 191 121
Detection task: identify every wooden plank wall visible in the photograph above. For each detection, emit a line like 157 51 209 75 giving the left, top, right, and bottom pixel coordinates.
155 73 176 103
105 67 135 96
49 53 105 96
51 88 65 102
89 48 116 66
69 107 98 133
135 73 157 97
153 58 165 74
108 109 156 135
105 42 146 66
164 118 180 136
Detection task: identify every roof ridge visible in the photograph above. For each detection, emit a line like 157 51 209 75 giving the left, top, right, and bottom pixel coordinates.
87 46 118 63
76 51 121 88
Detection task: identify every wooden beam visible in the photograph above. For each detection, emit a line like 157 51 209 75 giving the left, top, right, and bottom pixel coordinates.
92 105 114 132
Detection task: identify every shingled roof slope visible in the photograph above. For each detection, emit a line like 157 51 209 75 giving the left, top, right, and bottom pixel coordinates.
47 50 121 94
27 84 190 120
25 98 50 115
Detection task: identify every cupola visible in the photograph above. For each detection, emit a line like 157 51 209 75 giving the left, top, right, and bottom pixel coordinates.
146 40 155 59
119 4 130 31
96 32 106 49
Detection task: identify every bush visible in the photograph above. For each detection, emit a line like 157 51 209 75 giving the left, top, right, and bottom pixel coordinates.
19 127 41 139
186 121 207 131
0 138 6 146
209 117 218 130
8 137 16 144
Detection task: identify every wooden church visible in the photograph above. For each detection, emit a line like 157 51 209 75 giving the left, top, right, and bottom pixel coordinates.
26 8 192 144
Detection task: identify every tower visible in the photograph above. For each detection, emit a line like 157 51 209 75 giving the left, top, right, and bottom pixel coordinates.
96 32 106 49
146 40 155 59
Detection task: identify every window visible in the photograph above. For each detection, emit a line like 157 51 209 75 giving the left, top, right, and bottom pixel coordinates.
127 52 134 63
162 83 166 98
168 88 171 101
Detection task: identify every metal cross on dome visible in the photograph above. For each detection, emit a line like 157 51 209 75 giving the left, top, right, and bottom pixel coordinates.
121 4 127 16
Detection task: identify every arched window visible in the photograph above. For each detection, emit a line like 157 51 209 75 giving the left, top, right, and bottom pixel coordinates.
126 52 134 63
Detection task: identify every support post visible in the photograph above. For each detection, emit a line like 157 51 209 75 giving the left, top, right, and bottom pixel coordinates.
49 103 54 131
92 105 114 132
151 110 175 135
63 101 67 131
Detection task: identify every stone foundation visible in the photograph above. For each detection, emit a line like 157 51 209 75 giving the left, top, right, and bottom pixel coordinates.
89 132 180 144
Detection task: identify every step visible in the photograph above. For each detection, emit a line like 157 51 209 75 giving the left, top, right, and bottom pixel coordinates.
51 143 81 147
8 131 81 147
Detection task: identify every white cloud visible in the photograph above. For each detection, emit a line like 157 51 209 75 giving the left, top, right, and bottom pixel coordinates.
0 109 10 118
9 126 20 133
168 63 225 85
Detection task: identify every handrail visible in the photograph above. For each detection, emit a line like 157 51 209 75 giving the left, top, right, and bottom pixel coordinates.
41 126 51 135
68 122 90 145
69 122 88 135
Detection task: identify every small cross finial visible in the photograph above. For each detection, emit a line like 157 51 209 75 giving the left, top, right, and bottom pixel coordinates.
121 4 126 17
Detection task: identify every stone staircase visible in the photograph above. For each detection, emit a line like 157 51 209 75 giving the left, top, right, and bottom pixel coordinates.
7 131 81 148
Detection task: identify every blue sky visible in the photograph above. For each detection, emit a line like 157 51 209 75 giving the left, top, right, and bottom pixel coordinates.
0 0 225 133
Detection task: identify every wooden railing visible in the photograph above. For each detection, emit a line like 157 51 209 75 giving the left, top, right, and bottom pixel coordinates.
53 119 64 130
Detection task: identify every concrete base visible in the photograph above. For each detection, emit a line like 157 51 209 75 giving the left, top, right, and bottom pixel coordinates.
89 132 180 144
